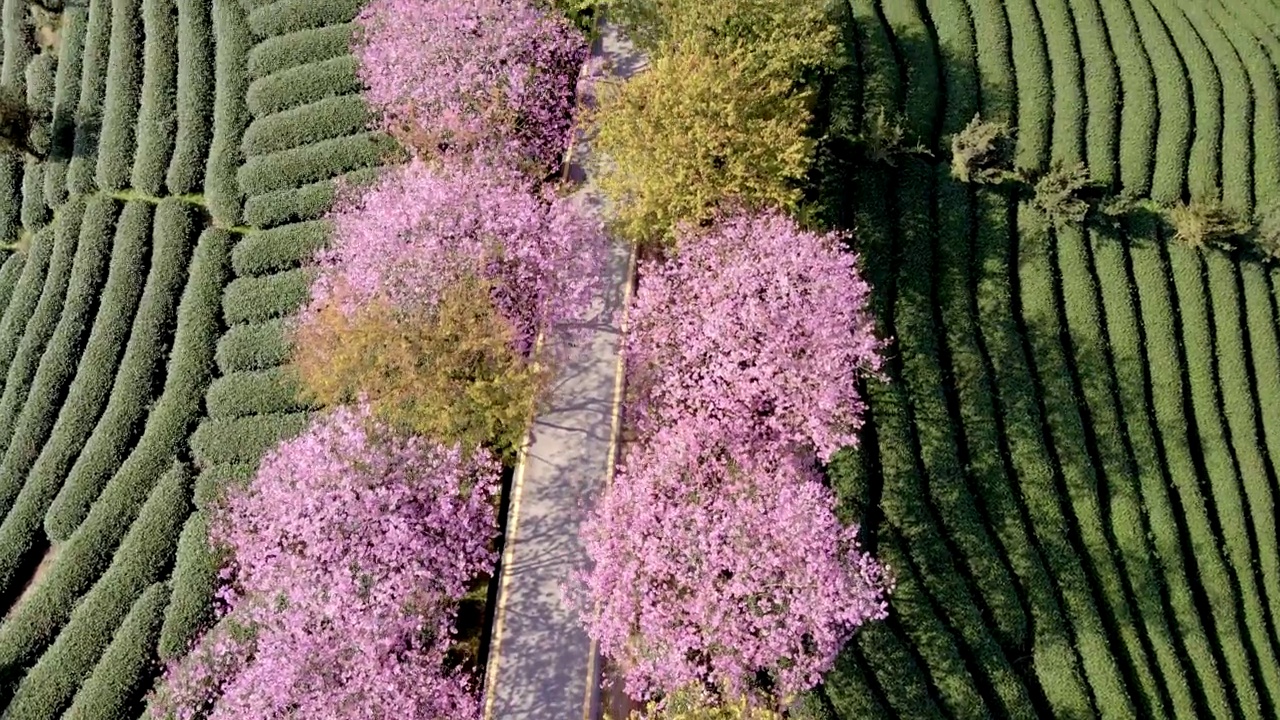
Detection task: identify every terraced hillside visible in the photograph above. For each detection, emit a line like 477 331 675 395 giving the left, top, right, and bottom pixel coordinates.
0 0 384 715
815 0 1280 718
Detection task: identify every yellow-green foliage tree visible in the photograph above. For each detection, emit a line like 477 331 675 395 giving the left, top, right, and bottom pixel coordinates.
627 686 785 720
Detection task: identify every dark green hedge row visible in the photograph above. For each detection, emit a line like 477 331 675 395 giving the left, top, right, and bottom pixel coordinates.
206 366 312 418
95 0 146 192
189 411 308 468
232 219 329 276
246 0 362 38
214 317 288 373
130 0 180 196
238 131 395 197
246 54 358 117
0 252 25 317
0 200 90 473
221 267 311 325
191 461 253 510
21 161 48 229
0 197 122 518
0 155 20 246
241 93 368 157
0 227 227 687
2 0 33 89
0 226 55 398
238 0 275 12
0 200 148 604
63 580 170 720
247 22 352 80
157 510 218 661
43 7 88 208
67 0 115 195
166 0 215 195
43 201 200 542
207 0 251 226
25 53 57 118
2 463 189 720
243 165 379 228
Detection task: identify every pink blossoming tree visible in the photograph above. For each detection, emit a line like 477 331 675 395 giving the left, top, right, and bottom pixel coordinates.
354 0 588 177
149 404 500 720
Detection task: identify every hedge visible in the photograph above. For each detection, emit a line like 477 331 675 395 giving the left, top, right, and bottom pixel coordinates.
214 317 289 373
246 54 359 118
238 131 396 197
1157 4 1222 201
0 227 227 686
1066 0 1118 188
0 197 121 518
0 201 149 603
21 161 48 230
191 461 253 510
131 0 180 196
221 267 311 325
246 0 362 38
207 0 251 226
62 580 171 720
25 53 57 118
231 219 329 276
241 93 368 157
246 22 353 80
44 201 200 542
157 511 218 662
2 463 190 720
0 155 19 245
95 0 146 192
242 166 379 228
1 0 33 89
0 226 56 397
189 411 308 467
1126 0 1189 204
1182 4 1252 212
0 201 89 475
67 0 115 195
166 0 215 195
43 7 88 207
1221 3 1280 203
1094 0 1156 195
205 366 312 418
0 252 24 316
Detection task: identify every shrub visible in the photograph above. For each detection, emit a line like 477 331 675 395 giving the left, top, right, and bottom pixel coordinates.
0 225 56 382
624 208 882 461
1031 161 1093 226
354 0 587 177
231 219 330 276
150 405 499 720
1 0 33 90
949 113 1016 184
189 412 309 467
2 463 190 720
214 318 289 373
858 105 930 167
192 462 254 510
570 427 891 706
0 85 41 158
246 0 362 38
221 268 312 325
205 366 312 418
236 131 398 197
241 166 379 228
95 0 146 192
246 23 353 80
67 0 113 195
634 688 785 720
0 252 25 314
245 54 358 118
166 0 215 195
157 511 219 661
20 161 47 229
240 93 367 157
207 0 251 225
43 7 88 206
1168 198 1249 251
1252 201 1280 263
0 156 18 242
25 53 56 117
592 50 813 246
131 0 180 196
62 581 171 720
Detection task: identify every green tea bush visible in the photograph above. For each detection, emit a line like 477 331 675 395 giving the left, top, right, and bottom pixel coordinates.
238 0 274 10
0 227 55 409
131 0 180 196
20 162 48 229
221 267 310 325
246 0 362 38
237 132 396 197
0 200 147 602
207 0 251 226
1252 201 1280 263
25 54 56 118
157 511 217 661
214 318 288 373
0 198 122 518
1 0 33 90
240 93 367 156
231 219 329 276
0 156 20 244
205 366 311 418
189 411 308 467
43 201 199 542
191 461 253 509
242 166 379 228
246 23 352 80
95 0 146 192
1 464 189 720
166 0 215 195
246 55 358 118
43 8 87 207
0 252 25 315
62 581 170 720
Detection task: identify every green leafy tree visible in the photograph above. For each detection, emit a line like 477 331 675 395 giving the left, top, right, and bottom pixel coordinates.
1032 161 1093 226
949 114 1014 184
1167 198 1249 251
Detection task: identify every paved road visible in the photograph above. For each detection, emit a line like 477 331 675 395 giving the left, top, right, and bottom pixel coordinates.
482 19 647 720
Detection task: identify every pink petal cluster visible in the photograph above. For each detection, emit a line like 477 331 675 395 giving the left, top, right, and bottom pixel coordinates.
355 0 588 176
308 156 606 356
625 208 885 461
151 404 500 720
